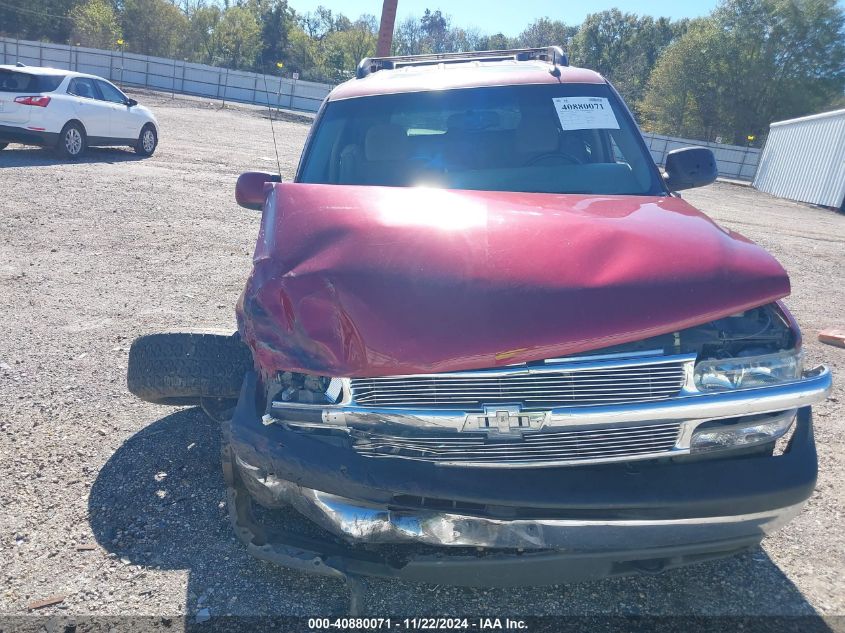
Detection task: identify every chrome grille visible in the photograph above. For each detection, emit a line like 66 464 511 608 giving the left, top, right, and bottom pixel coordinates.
350 355 689 409
353 422 682 467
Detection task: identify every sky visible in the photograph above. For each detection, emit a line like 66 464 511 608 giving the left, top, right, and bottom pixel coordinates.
288 0 723 36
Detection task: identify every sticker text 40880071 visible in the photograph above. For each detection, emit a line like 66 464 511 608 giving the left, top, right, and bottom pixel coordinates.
552 97 620 131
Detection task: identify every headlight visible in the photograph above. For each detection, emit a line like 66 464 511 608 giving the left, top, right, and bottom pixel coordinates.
690 410 797 453
275 373 345 404
693 349 802 392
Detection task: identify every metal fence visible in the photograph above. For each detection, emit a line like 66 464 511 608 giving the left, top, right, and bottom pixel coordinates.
642 131 760 181
0 37 333 113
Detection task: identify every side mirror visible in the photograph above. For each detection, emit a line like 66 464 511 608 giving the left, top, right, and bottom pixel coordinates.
125 98 138 107
664 147 717 191
236 171 281 210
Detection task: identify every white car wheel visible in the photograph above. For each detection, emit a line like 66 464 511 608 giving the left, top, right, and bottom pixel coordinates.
57 122 86 159
135 124 157 156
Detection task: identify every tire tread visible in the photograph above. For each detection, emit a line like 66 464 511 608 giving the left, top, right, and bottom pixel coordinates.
127 333 253 405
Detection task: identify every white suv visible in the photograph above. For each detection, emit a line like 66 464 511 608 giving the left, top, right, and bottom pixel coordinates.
0 64 158 159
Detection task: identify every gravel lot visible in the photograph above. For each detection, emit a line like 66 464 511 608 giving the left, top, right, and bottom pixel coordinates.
1 90 843 625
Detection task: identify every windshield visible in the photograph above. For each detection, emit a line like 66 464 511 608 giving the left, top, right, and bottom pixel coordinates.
298 83 664 195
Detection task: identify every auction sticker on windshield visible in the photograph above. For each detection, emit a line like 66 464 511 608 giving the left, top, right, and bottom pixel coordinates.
552 96 619 131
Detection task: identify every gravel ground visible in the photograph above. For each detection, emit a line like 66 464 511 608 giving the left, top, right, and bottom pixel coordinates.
1 90 843 625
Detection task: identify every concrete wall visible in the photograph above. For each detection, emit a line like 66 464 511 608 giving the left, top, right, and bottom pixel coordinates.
642 131 761 181
0 37 333 113
753 109 845 209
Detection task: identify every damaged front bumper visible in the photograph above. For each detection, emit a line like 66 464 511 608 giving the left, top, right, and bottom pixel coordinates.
223 371 827 585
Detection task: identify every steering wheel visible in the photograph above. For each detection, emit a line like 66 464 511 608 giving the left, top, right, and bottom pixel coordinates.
525 152 584 166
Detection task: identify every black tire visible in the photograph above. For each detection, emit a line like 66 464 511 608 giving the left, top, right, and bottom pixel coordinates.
127 332 253 406
56 121 86 159
135 123 157 156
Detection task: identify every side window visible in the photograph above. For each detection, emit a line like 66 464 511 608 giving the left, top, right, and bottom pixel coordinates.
96 80 126 104
68 78 99 100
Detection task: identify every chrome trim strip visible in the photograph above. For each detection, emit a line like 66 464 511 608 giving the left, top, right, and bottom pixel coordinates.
542 348 666 363
272 365 831 432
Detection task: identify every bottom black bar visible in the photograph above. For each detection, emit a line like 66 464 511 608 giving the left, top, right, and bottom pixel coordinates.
0 615 841 633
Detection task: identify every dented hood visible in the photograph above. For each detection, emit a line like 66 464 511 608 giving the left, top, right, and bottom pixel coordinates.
237 183 790 377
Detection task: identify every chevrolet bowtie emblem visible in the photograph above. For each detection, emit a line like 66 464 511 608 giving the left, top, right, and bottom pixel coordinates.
469 405 545 434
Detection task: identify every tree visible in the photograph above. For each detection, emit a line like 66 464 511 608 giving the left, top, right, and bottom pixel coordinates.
185 5 222 63
445 26 486 52
392 14 424 55
516 18 576 49
69 0 122 48
569 9 682 106
641 0 845 143
420 8 449 53
337 17 377 68
477 32 513 51
716 0 845 143
639 19 724 138
286 26 319 77
122 0 188 57
298 5 343 40
213 6 261 69
0 0 79 42
246 0 295 72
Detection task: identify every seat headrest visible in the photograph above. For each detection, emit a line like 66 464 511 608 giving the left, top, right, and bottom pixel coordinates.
365 123 409 161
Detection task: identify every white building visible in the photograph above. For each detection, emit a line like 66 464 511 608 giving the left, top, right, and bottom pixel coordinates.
753 108 845 210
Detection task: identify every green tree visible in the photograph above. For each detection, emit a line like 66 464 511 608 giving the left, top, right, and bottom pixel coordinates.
0 0 79 42
516 17 576 49
337 17 377 68
213 6 261 69
477 32 513 51
446 26 486 52
185 5 222 63
69 0 122 48
639 18 724 138
570 9 682 106
298 5 343 40
420 8 449 53
285 26 319 77
246 0 294 72
716 0 845 143
392 14 424 55
641 0 845 143
122 0 188 57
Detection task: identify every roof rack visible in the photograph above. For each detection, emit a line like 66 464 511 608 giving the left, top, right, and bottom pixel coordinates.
356 46 568 79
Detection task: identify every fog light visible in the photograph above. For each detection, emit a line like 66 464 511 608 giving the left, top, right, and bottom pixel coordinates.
690 410 797 453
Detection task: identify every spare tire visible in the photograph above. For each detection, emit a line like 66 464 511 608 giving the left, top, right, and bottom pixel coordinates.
127 332 253 405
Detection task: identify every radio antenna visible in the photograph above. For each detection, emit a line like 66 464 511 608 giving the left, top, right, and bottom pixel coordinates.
262 71 283 179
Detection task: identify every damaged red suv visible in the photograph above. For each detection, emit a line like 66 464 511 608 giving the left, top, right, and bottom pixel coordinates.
128 48 832 586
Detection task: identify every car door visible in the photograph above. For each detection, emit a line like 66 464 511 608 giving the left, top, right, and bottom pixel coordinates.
67 77 109 139
95 80 140 140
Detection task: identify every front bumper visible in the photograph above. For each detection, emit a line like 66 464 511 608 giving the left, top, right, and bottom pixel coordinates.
224 372 823 585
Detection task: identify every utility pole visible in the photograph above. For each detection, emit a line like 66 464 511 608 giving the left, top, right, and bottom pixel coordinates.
376 0 398 56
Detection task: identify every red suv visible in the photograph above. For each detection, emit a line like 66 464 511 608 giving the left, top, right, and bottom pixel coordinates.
128 48 831 587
